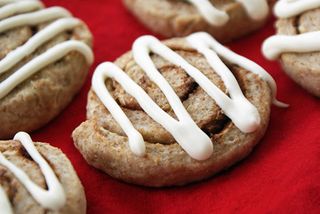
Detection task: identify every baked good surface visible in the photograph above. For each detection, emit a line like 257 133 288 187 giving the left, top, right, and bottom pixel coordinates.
0 0 94 139
262 0 320 97
122 0 275 42
0 132 86 214
72 32 282 187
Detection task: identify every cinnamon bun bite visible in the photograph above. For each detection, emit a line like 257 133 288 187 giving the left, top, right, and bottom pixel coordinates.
0 0 94 139
73 32 286 187
0 132 86 214
263 0 320 97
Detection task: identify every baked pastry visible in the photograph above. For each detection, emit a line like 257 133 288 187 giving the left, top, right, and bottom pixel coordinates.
262 0 320 97
0 0 94 139
0 132 86 214
122 0 275 42
73 32 286 187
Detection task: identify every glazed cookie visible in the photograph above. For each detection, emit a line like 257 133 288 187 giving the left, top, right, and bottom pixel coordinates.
0 0 94 139
263 0 320 97
73 32 286 187
123 0 275 42
0 132 86 214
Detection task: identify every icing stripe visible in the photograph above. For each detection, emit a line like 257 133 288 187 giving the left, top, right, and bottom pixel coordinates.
262 32 320 60
93 61 213 161
274 0 320 18
0 132 66 211
92 32 284 160
237 0 269 20
0 0 37 7
0 18 82 74
187 0 228 26
0 1 43 20
263 1 320 60
0 2 93 100
0 7 71 32
93 63 146 157
0 186 12 214
133 35 260 133
187 33 287 108
0 41 93 99
186 0 269 26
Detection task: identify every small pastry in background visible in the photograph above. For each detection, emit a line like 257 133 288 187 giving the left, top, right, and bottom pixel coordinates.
122 0 276 42
263 0 320 97
0 132 86 214
0 0 94 139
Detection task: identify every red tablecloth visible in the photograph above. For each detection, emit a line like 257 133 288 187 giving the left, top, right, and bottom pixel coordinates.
34 1 320 213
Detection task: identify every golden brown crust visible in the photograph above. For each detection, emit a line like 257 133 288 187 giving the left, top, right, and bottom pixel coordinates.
122 0 275 42
73 38 272 187
0 140 86 214
0 8 93 139
276 8 320 97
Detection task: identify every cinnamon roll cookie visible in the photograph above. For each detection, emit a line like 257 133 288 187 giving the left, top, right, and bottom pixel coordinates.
0 0 94 139
123 0 275 42
263 0 320 97
73 32 286 187
0 132 86 214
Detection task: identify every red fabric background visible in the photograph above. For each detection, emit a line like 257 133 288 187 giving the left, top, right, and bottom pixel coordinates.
31 1 320 213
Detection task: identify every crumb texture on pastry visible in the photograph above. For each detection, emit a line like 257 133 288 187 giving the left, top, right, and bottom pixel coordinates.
0 132 86 214
73 33 275 187
0 0 94 139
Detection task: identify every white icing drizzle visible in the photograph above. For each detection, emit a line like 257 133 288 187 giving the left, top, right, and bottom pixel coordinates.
0 1 94 100
0 0 43 20
92 32 285 161
0 41 93 99
0 186 13 214
0 132 66 212
0 18 83 74
274 0 320 19
0 7 71 31
186 0 269 26
262 32 320 60
263 0 320 60
187 33 287 108
0 0 38 7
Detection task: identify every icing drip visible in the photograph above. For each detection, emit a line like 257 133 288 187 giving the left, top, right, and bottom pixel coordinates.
187 0 228 26
92 32 284 161
0 0 94 100
186 0 269 26
0 186 13 214
0 132 66 212
263 0 320 60
274 0 320 18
